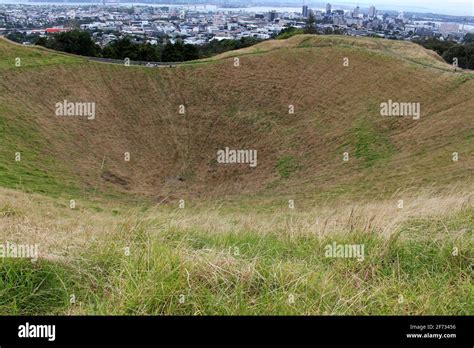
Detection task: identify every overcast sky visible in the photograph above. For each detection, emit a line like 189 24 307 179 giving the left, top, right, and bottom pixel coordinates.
0 0 472 16
331 0 473 16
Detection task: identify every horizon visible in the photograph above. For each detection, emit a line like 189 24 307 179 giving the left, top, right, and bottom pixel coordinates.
0 0 472 17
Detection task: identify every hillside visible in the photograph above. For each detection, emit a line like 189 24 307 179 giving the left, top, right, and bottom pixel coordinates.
0 35 472 205
0 35 473 315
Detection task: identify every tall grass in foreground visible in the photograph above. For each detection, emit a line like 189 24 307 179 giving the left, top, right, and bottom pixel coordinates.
0 190 472 315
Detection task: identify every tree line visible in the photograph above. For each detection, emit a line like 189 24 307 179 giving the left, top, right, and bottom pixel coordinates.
7 30 261 62
414 34 474 69
8 27 474 69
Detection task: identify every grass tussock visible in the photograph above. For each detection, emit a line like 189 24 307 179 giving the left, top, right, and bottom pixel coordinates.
0 187 472 315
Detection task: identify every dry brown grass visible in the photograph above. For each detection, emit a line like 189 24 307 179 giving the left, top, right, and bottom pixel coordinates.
1 184 471 256
1 35 472 202
210 35 464 72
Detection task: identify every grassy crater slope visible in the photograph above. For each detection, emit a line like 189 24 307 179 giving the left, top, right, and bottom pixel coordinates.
0 35 472 204
0 35 472 315
0 187 472 315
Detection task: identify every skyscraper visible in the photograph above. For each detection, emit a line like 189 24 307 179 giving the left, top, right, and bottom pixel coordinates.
368 6 376 18
353 5 359 18
326 3 331 15
302 5 308 17
269 10 277 21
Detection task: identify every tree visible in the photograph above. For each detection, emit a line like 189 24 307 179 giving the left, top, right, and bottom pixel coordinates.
35 36 47 46
463 33 474 44
44 30 99 57
323 27 333 35
464 44 474 69
198 37 261 57
304 12 317 34
101 37 162 61
161 42 199 62
182 43 199 61
102 37 137 59
413 38 455 56
442 45 467 68
414 38 474 69
277 26 304 40
161 42 183 62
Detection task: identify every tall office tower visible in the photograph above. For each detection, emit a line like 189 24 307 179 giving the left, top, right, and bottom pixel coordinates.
369 6 376 18
326 3 331 15
269 10 277 21
353 5 359 18
302 5 308 17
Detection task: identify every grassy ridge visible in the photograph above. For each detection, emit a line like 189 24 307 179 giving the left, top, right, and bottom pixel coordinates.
0 38 85 70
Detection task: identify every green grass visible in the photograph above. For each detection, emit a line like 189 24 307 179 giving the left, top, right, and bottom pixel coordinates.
452 73 474 88
0 40 85 70
277 28 304 40
0 258 80 315
0 40 90 197
0 104 82 197
0 207 471 315
276 156 300 179
345 117 396 168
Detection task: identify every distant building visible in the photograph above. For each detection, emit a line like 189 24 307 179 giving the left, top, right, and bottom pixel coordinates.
326 3 331 15
440 23 459 36
45 27 69 34
352 6 359 18
302 5 308 18
269 10 277 22
346 17 362 27
369 6 376 19
333 16 345 25
415 27 435 37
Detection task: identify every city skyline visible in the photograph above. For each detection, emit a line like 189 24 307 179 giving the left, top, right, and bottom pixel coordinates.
0 0 472 17
331 0 472 16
